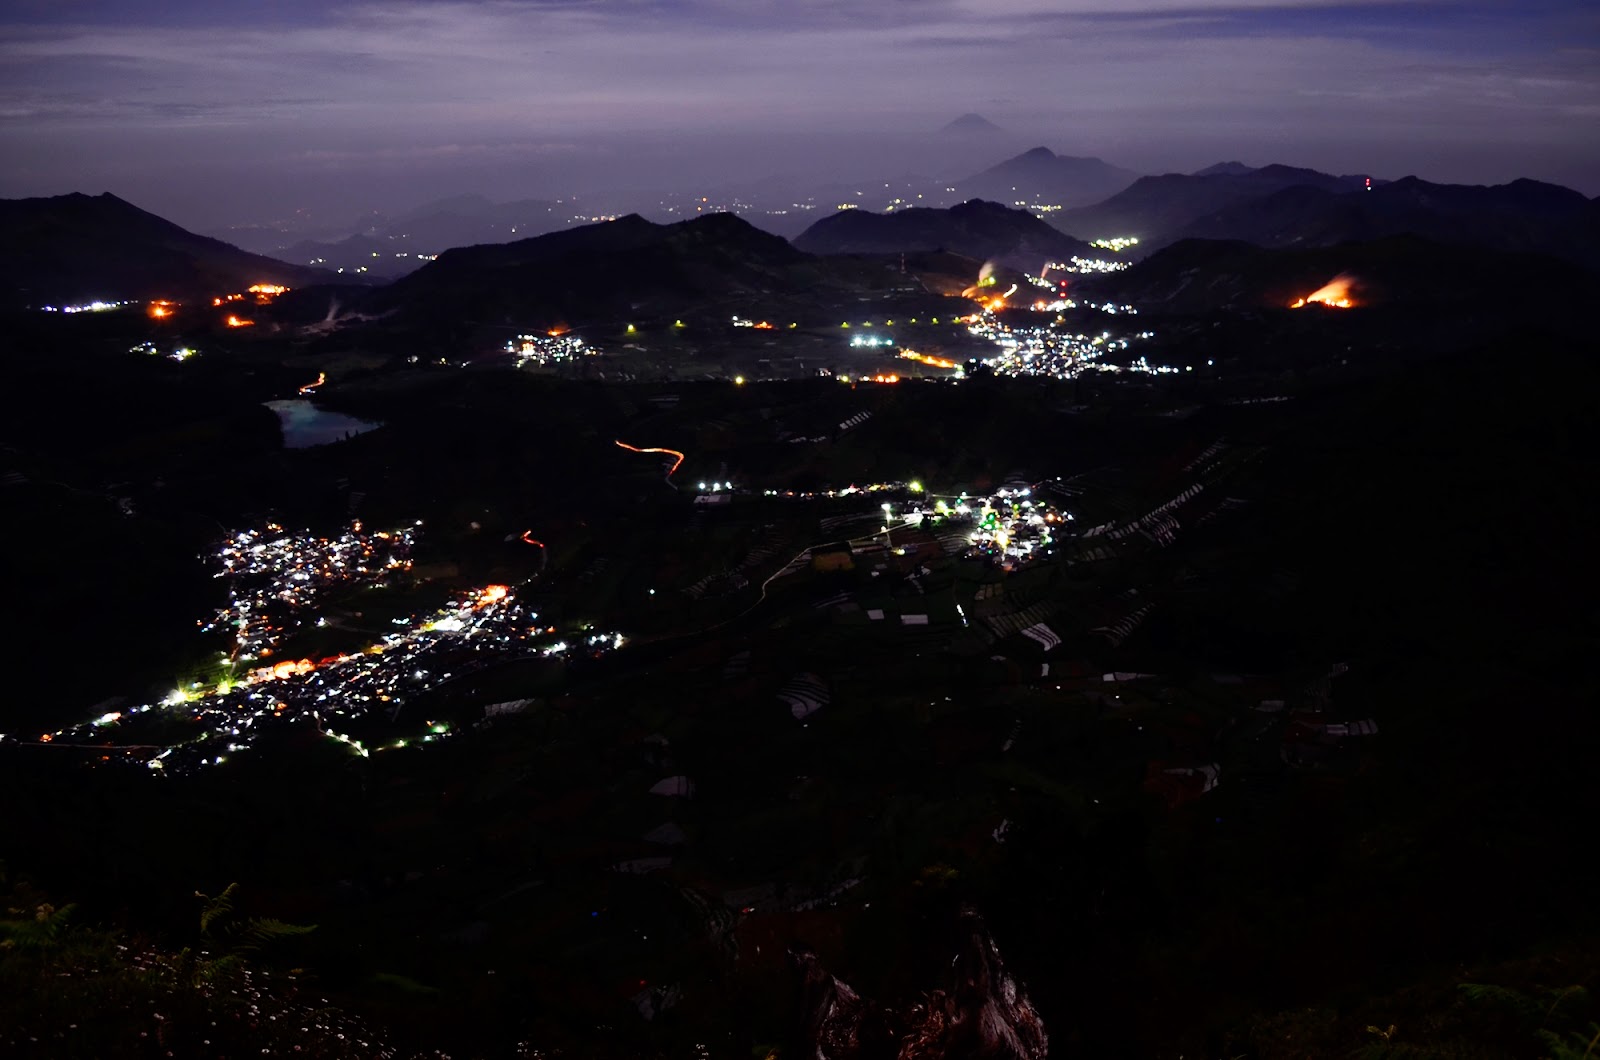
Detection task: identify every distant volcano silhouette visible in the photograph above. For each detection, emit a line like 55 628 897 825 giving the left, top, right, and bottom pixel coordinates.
941 113 1006 136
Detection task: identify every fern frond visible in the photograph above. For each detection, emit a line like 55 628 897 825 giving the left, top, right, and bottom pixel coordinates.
0 903 77 951
1539 1023 1600 1060
198 884 239 936
196 953 246 987
1545 987 1593 1026
1458 983 1543 1020
235 918 317 952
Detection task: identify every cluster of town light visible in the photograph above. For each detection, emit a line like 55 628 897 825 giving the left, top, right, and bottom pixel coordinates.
1089 236 1141 252
1043 256 1129 274
930 486 1073 572
202 521 418 660
38 299 132 314
508 332 595 365
129 340 197 362
22 521 627 775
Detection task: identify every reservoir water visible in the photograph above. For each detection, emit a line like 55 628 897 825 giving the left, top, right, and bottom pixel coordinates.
265 399 382 449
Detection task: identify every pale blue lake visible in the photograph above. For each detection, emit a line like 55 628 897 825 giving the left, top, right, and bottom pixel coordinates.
265 400 382 448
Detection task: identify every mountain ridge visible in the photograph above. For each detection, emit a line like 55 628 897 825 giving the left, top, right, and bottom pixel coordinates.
793 198 1094 272
941 113 1006 135
0 191 338 305
379 210 821 325
957 146 1140 210
1176 174 1600 268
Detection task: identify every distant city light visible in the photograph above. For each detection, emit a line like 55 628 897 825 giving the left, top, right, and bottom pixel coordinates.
1089 236 1140 252
509 333 595 367
40 299 129 314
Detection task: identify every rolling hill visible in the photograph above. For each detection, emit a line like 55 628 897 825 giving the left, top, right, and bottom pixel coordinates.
377 211 828 324
793 199 1094 273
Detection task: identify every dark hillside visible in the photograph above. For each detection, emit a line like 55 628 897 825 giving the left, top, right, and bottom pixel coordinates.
1181 176 1600 269
794 199 1093 272
0 192 336 305
377 212 820 326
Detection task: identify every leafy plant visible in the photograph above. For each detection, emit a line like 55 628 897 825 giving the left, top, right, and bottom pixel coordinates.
1540 1023 1600 1060
0 901 78 953
177 882 316 989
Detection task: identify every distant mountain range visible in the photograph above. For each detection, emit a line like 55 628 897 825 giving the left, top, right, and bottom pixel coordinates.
0 192 334 305
1177 174 1600 269
375 193 567 249
1055 164 1370 243
793 199 1093 273
269 194 572 278
956 146 1141 210
377 211 826 325
10 159 1594 325
1049 162 1600 269
1191 161 1257 178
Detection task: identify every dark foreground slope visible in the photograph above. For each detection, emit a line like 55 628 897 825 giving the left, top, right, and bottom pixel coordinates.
0 192 335 305
2 323 1597 1057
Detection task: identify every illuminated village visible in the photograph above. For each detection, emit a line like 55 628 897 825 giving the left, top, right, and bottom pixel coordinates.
507 330 597 365
25 520 624 777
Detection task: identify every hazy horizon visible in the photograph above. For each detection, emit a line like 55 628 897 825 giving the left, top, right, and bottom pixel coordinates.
3 0 1597 232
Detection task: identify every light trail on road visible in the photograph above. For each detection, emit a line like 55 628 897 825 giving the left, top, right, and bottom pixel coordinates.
615 440 685 476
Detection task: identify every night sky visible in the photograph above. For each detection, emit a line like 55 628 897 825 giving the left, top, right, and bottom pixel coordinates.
3 1 1597 228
